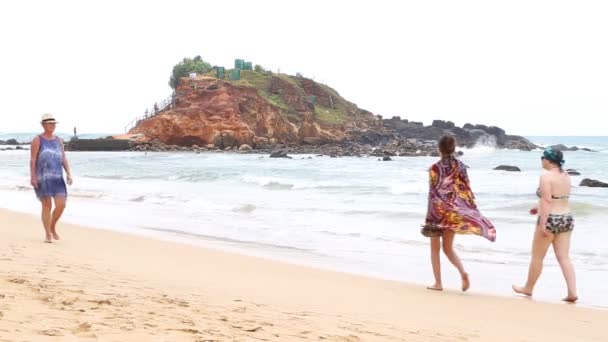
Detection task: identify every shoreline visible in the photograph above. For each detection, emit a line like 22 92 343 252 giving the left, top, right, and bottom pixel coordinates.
1 208 607 341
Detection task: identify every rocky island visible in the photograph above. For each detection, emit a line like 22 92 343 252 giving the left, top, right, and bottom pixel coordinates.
67 56 537 156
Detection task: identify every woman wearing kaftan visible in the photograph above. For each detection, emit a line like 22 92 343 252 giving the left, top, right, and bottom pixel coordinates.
421 136 496 292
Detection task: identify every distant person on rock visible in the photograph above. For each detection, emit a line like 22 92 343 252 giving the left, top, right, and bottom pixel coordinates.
421 135 496 292
30 114 73 243
513 147 577 302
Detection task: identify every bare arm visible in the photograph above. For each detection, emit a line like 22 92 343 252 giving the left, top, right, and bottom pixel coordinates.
429 166 438 193
59 138 73 185
537 173 552 235
30 137 40 188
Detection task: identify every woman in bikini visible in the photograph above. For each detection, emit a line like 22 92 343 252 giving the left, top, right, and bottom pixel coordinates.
421 135 496 292
513 147 577 302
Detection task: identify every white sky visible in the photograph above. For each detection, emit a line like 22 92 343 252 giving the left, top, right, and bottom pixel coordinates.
1 0 606 136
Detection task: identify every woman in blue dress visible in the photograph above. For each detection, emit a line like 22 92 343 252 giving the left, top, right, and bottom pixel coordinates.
30 114 73 243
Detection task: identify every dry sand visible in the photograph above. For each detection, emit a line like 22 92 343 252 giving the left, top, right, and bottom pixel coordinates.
0 208 606 341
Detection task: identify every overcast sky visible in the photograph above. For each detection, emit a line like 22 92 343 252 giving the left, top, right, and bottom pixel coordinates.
1 0 606 136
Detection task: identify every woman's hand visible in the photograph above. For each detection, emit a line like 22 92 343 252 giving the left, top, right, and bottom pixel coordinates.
537 223 550 237
31 177 38 189
66 174 73 186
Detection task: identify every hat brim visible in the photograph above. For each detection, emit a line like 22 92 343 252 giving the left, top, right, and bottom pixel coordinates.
41 119 58 124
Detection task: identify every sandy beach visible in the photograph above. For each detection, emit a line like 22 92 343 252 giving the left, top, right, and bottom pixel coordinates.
0 208 606 341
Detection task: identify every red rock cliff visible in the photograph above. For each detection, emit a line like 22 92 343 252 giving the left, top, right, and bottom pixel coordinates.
129 72 382 148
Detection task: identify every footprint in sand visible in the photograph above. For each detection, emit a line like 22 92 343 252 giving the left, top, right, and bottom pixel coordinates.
39 329 64 336
8 278 27 285
90 299 112 305
62 297 79 306
229 324 263 333
232 307 247 313
38 295 54 303
73 322 92 334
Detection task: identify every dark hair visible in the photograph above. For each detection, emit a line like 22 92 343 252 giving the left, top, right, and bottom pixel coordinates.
438 135 456 156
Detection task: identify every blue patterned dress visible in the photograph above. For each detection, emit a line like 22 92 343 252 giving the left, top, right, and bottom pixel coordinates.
35 135 67 199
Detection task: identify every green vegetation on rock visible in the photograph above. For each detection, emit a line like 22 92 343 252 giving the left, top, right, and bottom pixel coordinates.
169 56 212 89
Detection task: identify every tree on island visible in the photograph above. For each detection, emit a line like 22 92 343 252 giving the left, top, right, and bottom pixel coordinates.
254 64 265 73
169 55 212 89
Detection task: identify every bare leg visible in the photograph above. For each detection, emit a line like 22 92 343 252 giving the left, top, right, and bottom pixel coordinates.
442 230 469 291
50 196 66 240
513 228 552 296
427 236 443 291
553 231 578 302
40 197 53 242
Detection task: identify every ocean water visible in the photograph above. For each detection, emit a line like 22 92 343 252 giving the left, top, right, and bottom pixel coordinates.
0 132 108 143
1 135 607 308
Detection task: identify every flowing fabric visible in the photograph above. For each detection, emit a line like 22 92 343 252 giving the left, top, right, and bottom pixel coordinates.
35 135 67 199
421 157 496 242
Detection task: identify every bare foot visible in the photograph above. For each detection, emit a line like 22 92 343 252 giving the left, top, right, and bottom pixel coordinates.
512 285 532 297
51 232 60 240
461 273 470 292
562 296 578 303
426 284 443 291
44 234 53 243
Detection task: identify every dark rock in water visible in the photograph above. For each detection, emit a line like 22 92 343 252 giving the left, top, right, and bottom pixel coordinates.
269 150 291 159
549 144 568 151
448 127 471 142
486 126 506 138
580 178 608 188
502 137 537 151
4 139 19 145
566 169 581 176
494 165 521 172
549 144 581 152
431 120 455 129
382 156 392 161
67 138 132 151
213 132 239 150
380 118 536 152
350 130 396 146
467 129 489 143
15 146 25 150
474 124 489 132
457 151 464 156
302 137 322 145
581 148 593 152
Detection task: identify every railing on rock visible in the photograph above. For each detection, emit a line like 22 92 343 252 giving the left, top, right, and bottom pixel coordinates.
124 94 175 133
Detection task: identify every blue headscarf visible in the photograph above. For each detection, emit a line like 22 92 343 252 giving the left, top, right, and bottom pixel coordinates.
543 147 565 167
